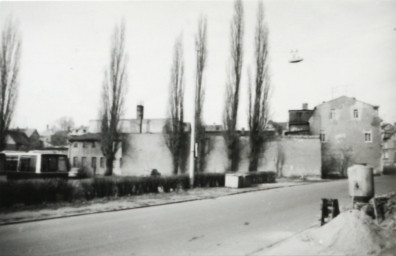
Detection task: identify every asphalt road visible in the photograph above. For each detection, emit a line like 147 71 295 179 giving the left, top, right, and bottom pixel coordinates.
0 175 395 256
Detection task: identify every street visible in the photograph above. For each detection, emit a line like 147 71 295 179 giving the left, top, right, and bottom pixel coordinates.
0 176 395 256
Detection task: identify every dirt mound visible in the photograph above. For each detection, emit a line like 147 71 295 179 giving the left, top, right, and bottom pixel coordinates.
309 209 394 255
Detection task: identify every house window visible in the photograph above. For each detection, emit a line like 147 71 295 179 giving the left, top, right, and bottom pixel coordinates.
353 109 359 119
384 151 389 160
82 157 87 167
330 109 336 120
320 132 326 142
82 142 87 148
119 158 123 168
364 131 372 143
73 157 78 167
74 142 78 148
92 142 96 148
100 157 104 168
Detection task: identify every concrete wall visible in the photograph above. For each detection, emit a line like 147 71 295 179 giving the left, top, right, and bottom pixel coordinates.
204 134 321 177
121 134 173 176
69 133 321 178
310 96 381 174
121 133 190 176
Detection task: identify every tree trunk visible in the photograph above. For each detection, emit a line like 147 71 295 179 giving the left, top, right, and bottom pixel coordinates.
172 154 179 175
105 156 114 176
248 141 260 172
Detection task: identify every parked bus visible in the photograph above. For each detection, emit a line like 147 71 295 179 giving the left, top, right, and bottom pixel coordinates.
0 152 70 179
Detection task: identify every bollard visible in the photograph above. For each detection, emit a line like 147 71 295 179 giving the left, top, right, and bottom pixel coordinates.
320 198 340 226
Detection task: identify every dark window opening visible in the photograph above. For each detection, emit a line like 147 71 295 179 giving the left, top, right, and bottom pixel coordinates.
19 156 37 172
41 155 68 172
5 156 19 172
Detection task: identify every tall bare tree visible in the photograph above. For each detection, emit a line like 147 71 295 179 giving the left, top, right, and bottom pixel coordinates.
248 1 271 172
223 0 244 172
54 116 75 132
194 16 208 173
0 18 21 151
100 22 128 176
164 36 186 175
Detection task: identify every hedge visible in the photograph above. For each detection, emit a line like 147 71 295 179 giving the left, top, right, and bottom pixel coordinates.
245 171 276 184
383 166 396 175
0 172 276 207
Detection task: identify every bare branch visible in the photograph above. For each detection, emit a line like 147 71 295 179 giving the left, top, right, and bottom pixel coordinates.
100 21 128 176
248 1 271 172
164 35 186 175
195 15 208 173
0 17 21 151
223 0 244 172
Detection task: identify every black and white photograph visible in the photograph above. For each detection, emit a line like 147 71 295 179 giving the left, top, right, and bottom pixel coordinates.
0 0 395 255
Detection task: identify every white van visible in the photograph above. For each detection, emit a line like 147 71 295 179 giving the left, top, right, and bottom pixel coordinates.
1 152 70 179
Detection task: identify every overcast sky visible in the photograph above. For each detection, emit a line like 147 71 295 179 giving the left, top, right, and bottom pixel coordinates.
1 0 395 131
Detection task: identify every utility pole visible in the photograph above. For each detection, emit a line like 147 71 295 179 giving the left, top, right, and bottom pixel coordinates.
189 87 197 188
189 48 200 188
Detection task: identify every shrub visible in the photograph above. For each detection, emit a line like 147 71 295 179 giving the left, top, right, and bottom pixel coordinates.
246 171 276 184
0 172 275 208
77 166 94 178
383 166 396 175
0 179 76 206
194 173 225 187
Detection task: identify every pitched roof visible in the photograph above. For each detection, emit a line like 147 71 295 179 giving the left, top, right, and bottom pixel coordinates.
68 133 124 142
315 95 379 109
7 130 30 146
68 133 101 142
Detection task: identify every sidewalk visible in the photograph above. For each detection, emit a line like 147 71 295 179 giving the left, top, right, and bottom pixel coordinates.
0 178 324 225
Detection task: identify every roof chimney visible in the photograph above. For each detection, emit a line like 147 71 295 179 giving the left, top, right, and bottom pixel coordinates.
302 103 308 110
137 105 144 133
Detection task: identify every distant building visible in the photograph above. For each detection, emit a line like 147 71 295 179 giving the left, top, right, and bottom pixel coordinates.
40 126 55 147
70 126 88 136
5 128 43 151
309 96 382 175
69 133 122 175
382 123 396 169
68 105 190 176
285 103 313 135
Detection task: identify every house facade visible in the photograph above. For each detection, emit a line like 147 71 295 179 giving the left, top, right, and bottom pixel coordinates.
309 96 382 175
68 133 123 175
382 124 396 168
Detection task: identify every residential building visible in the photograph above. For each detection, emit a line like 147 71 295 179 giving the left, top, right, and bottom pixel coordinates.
69 133 122 175
5 130 31 151
309 96 382 175
5 129 43 151
285 103 313 135
382 123 396 169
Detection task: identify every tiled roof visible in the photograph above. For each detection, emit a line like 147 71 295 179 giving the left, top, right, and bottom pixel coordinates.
7 130 30 146
68 133 125 142
68 133 101 142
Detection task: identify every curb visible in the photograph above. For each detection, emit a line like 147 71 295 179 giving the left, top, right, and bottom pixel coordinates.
0 180 330 226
